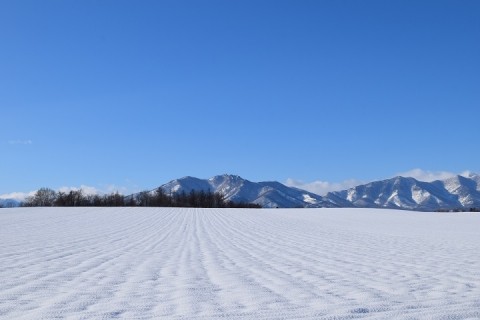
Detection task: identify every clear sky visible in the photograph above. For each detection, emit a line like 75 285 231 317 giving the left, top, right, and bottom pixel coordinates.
1 0 479 196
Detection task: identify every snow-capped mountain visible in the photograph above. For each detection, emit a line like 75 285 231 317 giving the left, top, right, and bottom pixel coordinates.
432 173 480 208
326 174 480 211
160 174 350 208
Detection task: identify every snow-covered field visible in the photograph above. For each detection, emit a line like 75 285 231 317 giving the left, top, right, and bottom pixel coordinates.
1 208 479 319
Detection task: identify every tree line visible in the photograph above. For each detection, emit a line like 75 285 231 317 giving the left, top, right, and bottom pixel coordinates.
436 207 480 212
21 187 262 208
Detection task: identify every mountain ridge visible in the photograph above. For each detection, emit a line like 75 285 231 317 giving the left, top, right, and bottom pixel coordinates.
326 174 479 211
160 174 349 208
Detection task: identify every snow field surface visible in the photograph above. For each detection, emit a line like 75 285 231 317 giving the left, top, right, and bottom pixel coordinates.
1 207 480 319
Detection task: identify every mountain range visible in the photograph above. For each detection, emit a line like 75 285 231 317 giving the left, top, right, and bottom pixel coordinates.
157 173 480 211
325 174 480 211
2 173 479 211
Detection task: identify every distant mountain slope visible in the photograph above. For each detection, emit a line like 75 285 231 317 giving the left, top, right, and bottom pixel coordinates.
160 174 349 208
0 199 21 208
326 174 480 211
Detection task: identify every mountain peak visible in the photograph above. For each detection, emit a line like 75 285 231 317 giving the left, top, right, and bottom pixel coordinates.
210 174 245 180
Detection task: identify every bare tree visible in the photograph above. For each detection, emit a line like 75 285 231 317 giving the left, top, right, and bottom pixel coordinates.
24 188 57 207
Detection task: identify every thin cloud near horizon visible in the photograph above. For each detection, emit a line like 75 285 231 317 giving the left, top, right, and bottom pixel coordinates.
285 178 363 196
8 140 33 145
0 184 136 202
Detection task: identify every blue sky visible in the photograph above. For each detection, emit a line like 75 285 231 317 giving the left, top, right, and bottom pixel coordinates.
1 0 479 196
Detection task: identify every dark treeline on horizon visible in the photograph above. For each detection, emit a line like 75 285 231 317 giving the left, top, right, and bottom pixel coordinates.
20 187 262 209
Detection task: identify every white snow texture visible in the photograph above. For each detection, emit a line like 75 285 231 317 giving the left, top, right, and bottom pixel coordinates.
1 207 480 319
